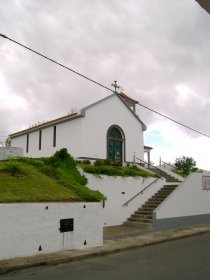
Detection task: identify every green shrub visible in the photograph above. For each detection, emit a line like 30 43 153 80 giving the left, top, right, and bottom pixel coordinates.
103 159 112 165
5 160 24 176
48 148 76 168
131 165 138 169
15 150 106 202
94 159 105 166
82 159 91 165
94 159 122 167
75 186 106 201
81 164 156 178
112 160 122 167
174 156 197 176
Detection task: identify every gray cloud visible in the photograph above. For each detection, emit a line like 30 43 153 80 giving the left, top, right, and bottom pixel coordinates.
0 0 210 143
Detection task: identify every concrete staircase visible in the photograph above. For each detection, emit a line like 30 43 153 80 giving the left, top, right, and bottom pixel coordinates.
124 184 179 228
124 168 181 228
148 167 181 183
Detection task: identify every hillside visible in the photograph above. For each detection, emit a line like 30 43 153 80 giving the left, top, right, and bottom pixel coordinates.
0 149 105 203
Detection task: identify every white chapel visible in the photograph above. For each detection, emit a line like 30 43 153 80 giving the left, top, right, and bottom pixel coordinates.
10 91 148 163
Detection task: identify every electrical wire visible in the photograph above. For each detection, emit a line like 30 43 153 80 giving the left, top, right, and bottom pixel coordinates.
0 33 114 94
1 33 210 139
138 103 210 139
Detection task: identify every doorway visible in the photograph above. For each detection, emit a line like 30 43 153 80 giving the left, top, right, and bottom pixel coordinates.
107 126 124 162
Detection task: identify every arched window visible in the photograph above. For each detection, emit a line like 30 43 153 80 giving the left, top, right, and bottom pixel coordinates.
107 126 125 162
108 127 123 140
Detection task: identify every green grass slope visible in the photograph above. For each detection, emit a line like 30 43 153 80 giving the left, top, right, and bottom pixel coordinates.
0 149 105 203
0 161 80 202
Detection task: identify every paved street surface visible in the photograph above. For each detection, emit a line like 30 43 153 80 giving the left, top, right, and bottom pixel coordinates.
1 233 210 280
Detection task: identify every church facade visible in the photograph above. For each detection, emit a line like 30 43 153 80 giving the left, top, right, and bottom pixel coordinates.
10 92 147 163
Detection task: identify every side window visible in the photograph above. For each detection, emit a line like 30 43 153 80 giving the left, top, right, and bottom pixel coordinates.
26 133 29 153
53 126 56 147
39 130 42 150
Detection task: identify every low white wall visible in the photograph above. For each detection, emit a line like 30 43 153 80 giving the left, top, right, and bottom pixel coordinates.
0 147 23 160
86 173 165 226
0 202 103 261
155 172 210 219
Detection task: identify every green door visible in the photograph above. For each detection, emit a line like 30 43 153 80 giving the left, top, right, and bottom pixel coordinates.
108 139 122 162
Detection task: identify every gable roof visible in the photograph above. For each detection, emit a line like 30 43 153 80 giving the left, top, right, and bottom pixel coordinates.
10 113 82 138
10 92 146 138
81 93 146 131
119 92 139 104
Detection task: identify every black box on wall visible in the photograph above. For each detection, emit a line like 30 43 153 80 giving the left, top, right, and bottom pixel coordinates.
59 218 74 232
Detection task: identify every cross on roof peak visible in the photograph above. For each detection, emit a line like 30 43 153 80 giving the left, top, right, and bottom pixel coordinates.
111 80 120 93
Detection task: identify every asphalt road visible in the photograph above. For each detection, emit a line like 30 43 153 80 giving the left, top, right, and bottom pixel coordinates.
1 233 210 280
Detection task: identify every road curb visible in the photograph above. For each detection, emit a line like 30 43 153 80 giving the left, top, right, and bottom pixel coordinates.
1 224 210 275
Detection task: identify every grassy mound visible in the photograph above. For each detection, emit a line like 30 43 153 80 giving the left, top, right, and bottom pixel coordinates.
0 149 105 203
0 160 80 202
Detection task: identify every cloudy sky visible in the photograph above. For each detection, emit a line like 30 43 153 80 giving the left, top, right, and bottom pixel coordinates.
0 0 210 168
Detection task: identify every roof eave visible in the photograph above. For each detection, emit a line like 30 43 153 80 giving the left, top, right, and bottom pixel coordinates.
10 114 83 138
117 94 147 131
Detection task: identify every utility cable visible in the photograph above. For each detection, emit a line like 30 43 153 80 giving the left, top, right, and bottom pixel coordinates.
1 33 210 139
138 103 210 139
0 33 114 93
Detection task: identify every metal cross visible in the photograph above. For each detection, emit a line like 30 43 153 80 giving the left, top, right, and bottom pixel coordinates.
111 80 120 93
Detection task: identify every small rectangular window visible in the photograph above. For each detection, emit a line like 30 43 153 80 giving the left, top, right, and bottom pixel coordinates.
39 130 42 150
53 126 56 147
26 134 29 153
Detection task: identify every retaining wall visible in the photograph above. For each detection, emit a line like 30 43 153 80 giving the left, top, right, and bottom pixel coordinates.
0 147 23 160
0 202 103 260
86 173 165 226
154 172 210 229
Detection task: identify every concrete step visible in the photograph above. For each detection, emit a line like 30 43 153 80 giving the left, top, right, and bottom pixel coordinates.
151 193 170 197
133 208 152 215
144 201 161 206
148 197 167 203
165 178 180 182
139 206 157 211
148 168 181 182
127 217 152 223
160 186 176 190
147 197 166 202
131 213 153 219
123 221 152 228
123 182 180 228
161 185 178 189
155 190 173 195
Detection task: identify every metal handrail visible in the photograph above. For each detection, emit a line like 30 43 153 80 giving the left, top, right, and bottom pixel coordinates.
160 160 175 170
135 157 162 176
123 178 159 206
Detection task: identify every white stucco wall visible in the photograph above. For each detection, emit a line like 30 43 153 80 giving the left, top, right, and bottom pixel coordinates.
0 147 23 160
11 118 83 158
0 202 103 261
154 172 210 219
81 94 144 162
85 173 165 226
11 94 145 162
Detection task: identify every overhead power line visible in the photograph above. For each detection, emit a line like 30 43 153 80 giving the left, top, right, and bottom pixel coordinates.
138 103 210 139
0 33 113 93
1 33 210 139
